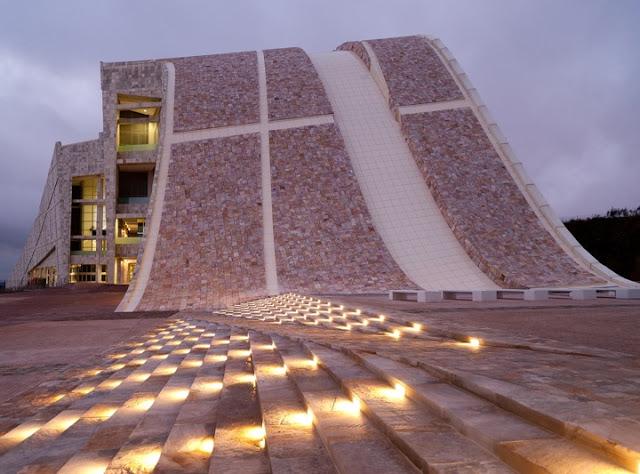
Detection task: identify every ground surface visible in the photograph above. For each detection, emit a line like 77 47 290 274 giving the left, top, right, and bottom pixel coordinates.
0 287 638 473
0 286 173 406
328 295 640 356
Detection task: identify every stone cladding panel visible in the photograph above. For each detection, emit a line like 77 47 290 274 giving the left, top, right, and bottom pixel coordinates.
270 124 416 293
401 108 603 288
138 135 265 310
9 140 105 287
336 41 371 69
264 47 333 120
366 35 463 108
171 52 259 132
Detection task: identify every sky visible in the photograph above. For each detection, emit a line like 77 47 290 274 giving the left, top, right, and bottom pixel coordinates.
0 0 639 281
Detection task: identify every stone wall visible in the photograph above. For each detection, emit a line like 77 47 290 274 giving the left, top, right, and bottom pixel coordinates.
365 36 463 109
171 52 259 132
402 108 602 287
138 135 265 310
269 124 416 293
264 48 333 120
336 41 371 69
9 139 105 288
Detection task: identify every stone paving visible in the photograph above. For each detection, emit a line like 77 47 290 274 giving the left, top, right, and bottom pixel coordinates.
1 292 638 473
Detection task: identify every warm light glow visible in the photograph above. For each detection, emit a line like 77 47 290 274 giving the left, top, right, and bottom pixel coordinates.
411 322 422 331
129 358 147 366
335 397 360 415
245 424 266 448
289 409 313 427
167 388 190 401
173 348 191 355
155 365 177 376
147 338 160 344
182 359 203 368
362 319 369 326
201 381 223 393
389 329 401 340
88 405 118 419
355 309 361 315
233 335 249 341
167 340 181 346
85 368 103 376
73 386 95 395
131 372 151 383
268 365 286 376
100 379 122 390
236 373 257 385
148 345 162 351
230 349 251 359
110 354 126 360
203 332 215 337
129 447 161 471
110 363 125 371
135 397 155 411
379 314 386 322
394 383 406 398
2 422 43 443
132 348 145 354
65 459 108 474
185 336 199 342
47 393 66 404
311 355 319 369
205 354 227 364
191 436 214 454
193 328 205 333
193 344 211 350
469 337 481 349
52 413 81 431
152 354 169 360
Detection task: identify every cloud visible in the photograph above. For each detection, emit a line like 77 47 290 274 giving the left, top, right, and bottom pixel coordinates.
0 0 638 280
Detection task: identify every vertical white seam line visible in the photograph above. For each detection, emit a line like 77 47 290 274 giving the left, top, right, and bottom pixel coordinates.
116 61 175 311
257 50 279 295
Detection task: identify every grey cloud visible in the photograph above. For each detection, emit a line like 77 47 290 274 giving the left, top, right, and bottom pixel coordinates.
0 0 638 280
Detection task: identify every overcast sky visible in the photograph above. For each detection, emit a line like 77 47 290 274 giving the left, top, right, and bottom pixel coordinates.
1 0 639 281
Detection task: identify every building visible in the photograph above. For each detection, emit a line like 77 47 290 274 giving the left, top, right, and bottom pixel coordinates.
9 35 637 310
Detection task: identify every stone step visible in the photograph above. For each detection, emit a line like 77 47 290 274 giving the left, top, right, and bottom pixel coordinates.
224 294 640 472
0 409 85 471
343 349 631 474
104 321 216 473
208 327 270 474
155 325 230 473
52 318 215 473
301 341 515 473
249 331 337 473
407 357 640 473
270 334 420 474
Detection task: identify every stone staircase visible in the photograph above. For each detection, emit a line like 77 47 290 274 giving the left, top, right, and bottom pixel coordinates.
0 296 636 473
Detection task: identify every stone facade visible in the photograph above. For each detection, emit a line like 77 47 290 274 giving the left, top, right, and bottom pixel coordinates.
138 135 265 310
269 124 416 293
171 52 259 132
401 108 603 288
9 139 105 287
264 47 333 120
336 41 371 69
365 35 463 109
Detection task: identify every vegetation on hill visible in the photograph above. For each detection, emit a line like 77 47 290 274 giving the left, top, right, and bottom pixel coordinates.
564 207 640 282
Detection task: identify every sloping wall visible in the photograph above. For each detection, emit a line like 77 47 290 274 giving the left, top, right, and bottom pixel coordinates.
340 35 605 288
137 135 265 310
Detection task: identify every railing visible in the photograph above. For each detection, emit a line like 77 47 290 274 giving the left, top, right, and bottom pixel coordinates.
117 143 157 152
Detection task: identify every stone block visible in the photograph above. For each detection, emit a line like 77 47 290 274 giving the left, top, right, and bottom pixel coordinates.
523 289 549 301
569 289 597 300
418 291 444 302
472 290 497 302
615 288 640 299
